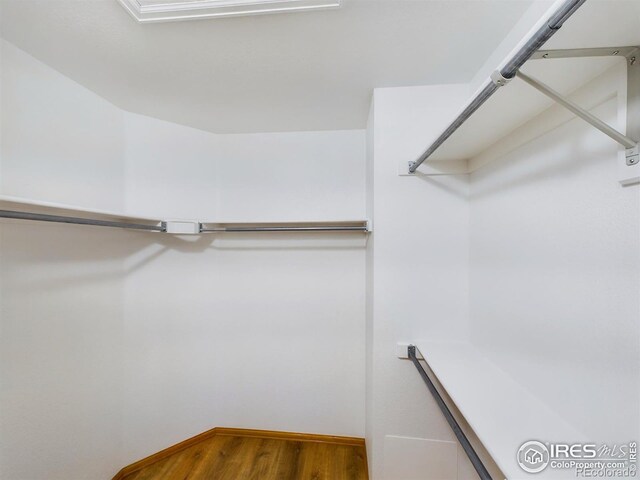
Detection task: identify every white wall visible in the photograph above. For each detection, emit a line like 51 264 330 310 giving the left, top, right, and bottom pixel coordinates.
123 113 218 220
120 114 367 463
123 112 365 222
0 41 124 211
0 39 368 478
469 93 640 444
0 39 127 480
366 84 476 480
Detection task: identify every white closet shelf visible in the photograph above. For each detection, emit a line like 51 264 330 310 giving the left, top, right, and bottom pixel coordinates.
425 54 627 164
414 341 586 479
0 195 370 234
408 0 640 172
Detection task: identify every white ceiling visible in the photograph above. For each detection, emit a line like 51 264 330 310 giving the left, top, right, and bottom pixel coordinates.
0 0 533 133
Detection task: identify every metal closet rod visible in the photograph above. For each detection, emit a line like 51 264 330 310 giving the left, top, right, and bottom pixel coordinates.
0 209 368 233
408 0 587 173
408 346 492 480
200 225 368 233
0 209 166 232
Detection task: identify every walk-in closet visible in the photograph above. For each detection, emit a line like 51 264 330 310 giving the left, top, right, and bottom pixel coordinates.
0 0 638 479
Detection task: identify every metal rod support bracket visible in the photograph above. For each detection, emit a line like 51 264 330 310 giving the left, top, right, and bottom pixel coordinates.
532 46 640 61
627 144 640 166
516 70 638 150
490 70 511 87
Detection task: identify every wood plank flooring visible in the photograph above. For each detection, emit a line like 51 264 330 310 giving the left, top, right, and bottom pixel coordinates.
119 431 368 480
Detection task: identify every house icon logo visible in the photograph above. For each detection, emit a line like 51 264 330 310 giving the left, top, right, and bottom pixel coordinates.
517 441 550 473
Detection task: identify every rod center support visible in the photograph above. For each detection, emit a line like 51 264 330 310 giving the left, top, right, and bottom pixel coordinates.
491 70 512 87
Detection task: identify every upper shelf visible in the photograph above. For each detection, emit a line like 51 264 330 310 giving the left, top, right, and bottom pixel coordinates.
415 340 586 479
427 55 623 163
416 0 640 167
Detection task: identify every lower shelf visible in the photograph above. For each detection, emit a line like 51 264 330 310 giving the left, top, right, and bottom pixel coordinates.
414 341 586 479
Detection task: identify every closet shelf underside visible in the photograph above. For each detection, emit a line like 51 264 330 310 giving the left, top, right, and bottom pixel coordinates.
425 54 625 164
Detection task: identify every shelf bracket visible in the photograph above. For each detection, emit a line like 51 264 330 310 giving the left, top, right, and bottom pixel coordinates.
516 70 639 164
532 46 639 62
627 46 640 178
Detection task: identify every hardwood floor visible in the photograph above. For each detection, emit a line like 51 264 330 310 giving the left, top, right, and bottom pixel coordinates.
117 429 368 480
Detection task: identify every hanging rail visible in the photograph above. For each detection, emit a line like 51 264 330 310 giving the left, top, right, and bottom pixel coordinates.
0 208 369 234
408 0 587 173
0 209 166 232
199 224 368 233
408 346 493 480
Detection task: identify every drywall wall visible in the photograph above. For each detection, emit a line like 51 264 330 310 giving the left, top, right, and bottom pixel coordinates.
123 113 365 222
0 40 125 210
121 113 367 463
0 224 130 480
0 39 127 480
1 38 368 478
469 79 640 444
366 84 476 480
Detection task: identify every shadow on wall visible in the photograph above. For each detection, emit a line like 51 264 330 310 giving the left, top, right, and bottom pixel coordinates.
469 128 614 201
0 219 369 290
414 173 469 200
410 108 618 204
123 230 369 257
0 221 130 480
